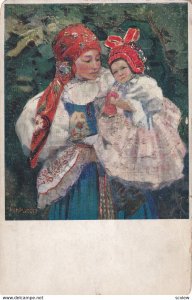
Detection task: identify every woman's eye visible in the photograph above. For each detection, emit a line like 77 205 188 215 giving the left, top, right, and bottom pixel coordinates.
83 57 100 63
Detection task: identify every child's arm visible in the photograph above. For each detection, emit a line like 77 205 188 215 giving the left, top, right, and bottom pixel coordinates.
131 76 164 114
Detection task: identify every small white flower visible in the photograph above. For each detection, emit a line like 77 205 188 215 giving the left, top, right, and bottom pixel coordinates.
71 32 78 38
35 115 44 131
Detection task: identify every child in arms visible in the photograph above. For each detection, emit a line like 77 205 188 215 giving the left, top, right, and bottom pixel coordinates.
95 28 186 190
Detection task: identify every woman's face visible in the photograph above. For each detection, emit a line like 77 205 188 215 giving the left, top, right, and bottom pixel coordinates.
75 49 101 80
111 59 133 83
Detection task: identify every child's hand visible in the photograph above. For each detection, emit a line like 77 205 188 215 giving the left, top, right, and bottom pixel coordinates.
107 91 119 102
109 96 119 105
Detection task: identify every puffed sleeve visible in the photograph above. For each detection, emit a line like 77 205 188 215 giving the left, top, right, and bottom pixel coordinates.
15 93 70 161
97 67 115 97
94 68 115 116
15 92 43 157
129 76 163 114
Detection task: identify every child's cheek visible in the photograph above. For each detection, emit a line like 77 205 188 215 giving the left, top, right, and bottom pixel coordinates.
125 69 132 79
113 73 119 81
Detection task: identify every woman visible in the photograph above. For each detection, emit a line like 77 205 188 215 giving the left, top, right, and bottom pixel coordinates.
16 23 158 220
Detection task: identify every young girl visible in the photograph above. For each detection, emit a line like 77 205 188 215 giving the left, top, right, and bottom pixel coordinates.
95 28 186 190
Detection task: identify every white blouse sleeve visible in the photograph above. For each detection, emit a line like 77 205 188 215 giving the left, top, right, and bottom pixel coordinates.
15 92 43 157
93 68 115 116
15 92 70 161
130 76 164 114
97 68 115 97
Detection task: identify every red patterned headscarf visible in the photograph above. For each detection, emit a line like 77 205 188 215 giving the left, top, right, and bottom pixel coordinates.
30 24 101 168
105 28 146 74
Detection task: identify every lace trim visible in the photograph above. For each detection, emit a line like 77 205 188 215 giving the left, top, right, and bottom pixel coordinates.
37 146 97 208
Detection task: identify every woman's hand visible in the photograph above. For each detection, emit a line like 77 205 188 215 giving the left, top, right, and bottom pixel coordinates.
110 98 136 112
77 144 98 163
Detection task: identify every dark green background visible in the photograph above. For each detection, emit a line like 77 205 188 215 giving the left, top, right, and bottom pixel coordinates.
5 3 189 220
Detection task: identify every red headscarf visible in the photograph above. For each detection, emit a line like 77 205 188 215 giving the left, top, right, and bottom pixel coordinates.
105 28 145 74
30 24 101 168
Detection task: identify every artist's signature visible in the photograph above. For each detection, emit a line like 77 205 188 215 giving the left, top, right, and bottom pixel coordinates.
8 207 38 215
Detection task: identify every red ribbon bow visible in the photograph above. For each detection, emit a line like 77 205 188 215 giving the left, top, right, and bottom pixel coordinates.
105 28 140 49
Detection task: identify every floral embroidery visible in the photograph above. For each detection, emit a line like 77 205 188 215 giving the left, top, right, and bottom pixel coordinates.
69 111 90 140
53 84 60 94
79 42 85 49
71 32 78 38
37 147 77 188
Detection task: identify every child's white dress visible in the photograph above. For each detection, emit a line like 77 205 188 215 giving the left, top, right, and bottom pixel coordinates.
94 75 186 190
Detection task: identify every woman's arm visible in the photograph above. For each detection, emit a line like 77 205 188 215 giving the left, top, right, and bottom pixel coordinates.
110 96 136 112
15 94 70 161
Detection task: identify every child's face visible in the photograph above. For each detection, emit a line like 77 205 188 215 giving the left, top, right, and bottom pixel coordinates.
111 59 133 83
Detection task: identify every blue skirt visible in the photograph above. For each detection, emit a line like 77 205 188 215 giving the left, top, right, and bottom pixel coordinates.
49 163 158 220
49 162 99 220
116 190 158 219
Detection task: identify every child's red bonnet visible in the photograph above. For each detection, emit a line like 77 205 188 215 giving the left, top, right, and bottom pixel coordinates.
105 28 145 74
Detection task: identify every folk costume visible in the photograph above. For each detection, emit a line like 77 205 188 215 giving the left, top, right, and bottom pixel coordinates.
95 28 186 191
16 24 160 219
16 24 117 219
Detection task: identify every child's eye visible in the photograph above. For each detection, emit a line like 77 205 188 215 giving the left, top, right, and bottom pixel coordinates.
112 70 117 75
83 60 91 63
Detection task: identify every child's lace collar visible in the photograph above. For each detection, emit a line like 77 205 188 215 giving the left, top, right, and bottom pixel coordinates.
114 74 139 89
